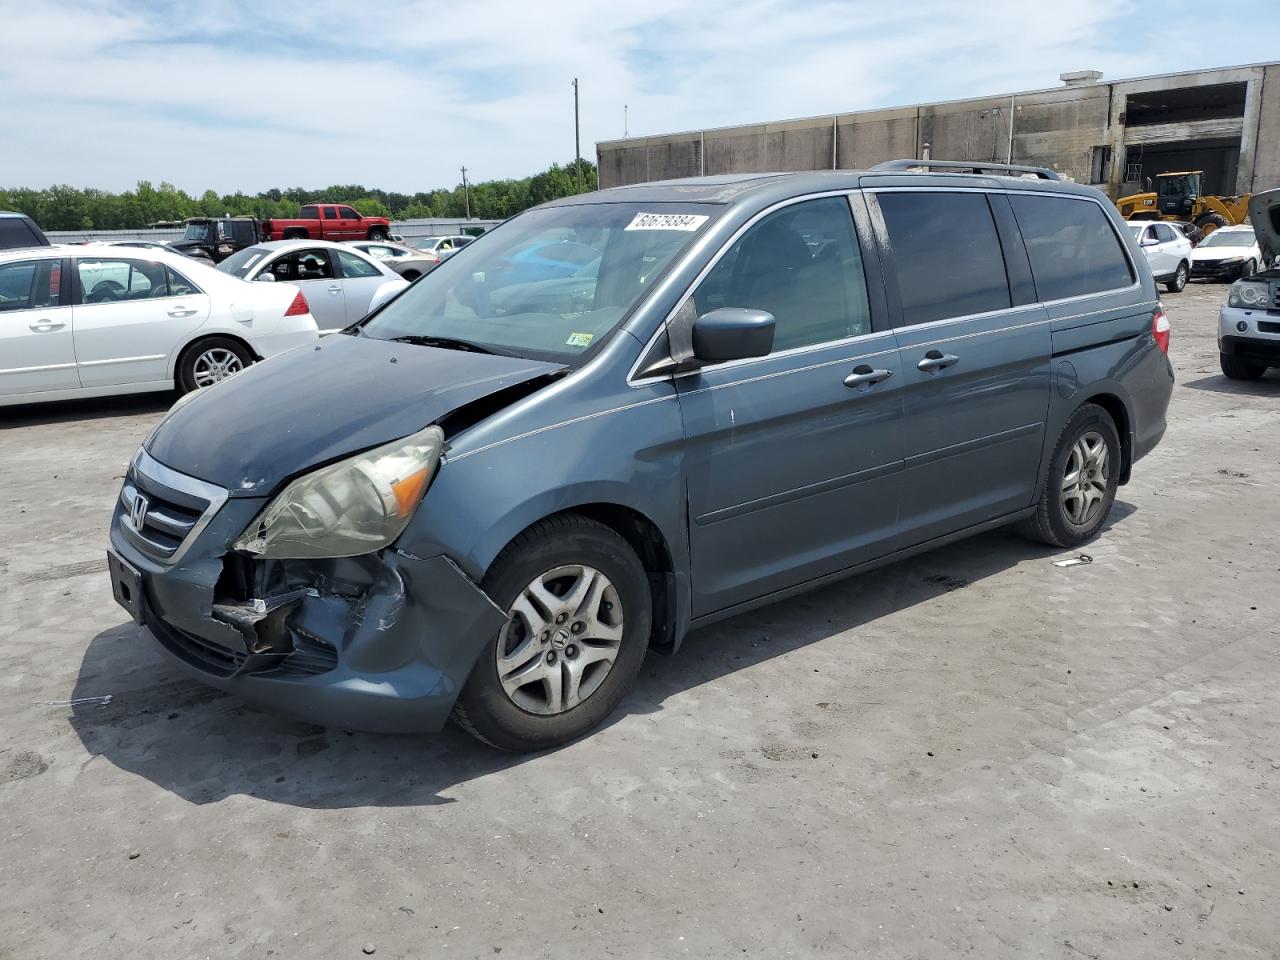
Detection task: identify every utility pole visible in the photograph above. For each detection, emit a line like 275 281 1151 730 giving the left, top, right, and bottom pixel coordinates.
624 104 628 138
460 165 470 219
572 78 583 193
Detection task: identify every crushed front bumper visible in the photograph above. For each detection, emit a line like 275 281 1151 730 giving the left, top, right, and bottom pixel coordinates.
107 459 506 733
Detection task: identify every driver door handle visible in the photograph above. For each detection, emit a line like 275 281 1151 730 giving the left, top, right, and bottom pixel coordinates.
29 319 66 332
843 365 894 388
917 350 959 372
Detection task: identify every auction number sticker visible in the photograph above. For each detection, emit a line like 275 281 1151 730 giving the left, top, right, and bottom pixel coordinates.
566 332 594 347
625 212 709 232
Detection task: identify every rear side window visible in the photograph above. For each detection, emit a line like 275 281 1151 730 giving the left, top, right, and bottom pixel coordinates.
0 259 61 310
1010 195 1134 301
693 195 872 352
299 206 319 219
324 207 339 220
0 217 43 250
877 192 1011 326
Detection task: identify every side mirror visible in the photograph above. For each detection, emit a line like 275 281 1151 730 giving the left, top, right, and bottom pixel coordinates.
256 272 276 282
1141 236 1158 247
692 308 775 364
367 279 405 314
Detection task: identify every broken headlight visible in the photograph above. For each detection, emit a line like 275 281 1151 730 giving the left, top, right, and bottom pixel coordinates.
234 425 445 559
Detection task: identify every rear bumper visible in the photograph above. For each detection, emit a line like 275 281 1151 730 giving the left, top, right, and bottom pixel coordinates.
109 498 506 733
252 320 319 360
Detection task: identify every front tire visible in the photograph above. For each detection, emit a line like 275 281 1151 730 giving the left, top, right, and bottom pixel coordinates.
1194 211 1229 237
368 228 389 241
453 515 652 751
1220 354 1266 380
1165 261 1188 293
1018 403 1121 548
177 337 252 393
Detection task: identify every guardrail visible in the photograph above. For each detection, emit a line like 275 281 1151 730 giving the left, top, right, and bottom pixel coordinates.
46 218 501 244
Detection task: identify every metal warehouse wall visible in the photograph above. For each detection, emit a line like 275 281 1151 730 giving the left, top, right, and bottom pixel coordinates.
598 62 1280 196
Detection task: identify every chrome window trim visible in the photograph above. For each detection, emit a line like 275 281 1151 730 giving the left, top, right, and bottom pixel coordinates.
126 448 229 565
626 189 871 387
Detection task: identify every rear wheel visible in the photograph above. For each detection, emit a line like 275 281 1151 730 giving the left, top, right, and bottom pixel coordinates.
1018 403 1120 548
1165 261 1188 293
453 515 651 752
283 228 308 240
177 337 252 393
1194 211 1230 237
401 269 421 281
1220 354 1266 380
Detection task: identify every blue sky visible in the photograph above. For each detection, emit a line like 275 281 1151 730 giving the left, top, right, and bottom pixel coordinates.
1 0 1274 194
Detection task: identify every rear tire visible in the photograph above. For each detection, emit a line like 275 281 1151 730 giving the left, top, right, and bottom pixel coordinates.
177 337 253 393
401 269 421 281
1194 211 1230 237
283 228 308 240
452 515 652 752
1220 354 1266 380
1018 403 1121 548
1164 261 1188 293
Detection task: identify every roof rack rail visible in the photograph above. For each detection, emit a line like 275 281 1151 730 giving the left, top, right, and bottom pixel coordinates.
871 159 1062 181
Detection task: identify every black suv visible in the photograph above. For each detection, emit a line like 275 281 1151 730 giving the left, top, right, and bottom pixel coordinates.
168 217 261 263
0 211 51 250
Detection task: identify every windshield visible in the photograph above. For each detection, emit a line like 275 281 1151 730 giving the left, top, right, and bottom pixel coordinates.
182 222 212 241
1199 230 1253 248
216 244 271 278
359 202 717 363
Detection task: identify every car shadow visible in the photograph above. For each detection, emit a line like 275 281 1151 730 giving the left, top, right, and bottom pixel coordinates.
0 392 174 429
1181 371 1280 395
68 506 1136 809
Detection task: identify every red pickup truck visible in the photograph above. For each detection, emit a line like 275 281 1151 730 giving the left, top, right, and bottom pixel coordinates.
261 203 392 242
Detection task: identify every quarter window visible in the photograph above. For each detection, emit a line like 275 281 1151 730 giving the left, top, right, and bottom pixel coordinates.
335 250 381 279
877 192 1011 326
1010 195 1134 301
0 259 61 311
692 196 872 352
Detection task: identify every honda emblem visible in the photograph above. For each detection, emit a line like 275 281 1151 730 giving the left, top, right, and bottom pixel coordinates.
131 494 149 530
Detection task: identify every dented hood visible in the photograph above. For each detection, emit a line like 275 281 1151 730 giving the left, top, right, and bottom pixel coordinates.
1248 188 1279 264
146 333 563 496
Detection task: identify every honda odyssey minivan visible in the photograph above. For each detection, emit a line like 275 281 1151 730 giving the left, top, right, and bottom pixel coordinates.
108 161 1174 751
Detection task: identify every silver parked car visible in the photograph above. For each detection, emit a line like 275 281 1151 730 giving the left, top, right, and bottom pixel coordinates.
216 239 407 333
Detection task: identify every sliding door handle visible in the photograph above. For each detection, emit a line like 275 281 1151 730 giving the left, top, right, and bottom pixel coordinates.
917 350 959 372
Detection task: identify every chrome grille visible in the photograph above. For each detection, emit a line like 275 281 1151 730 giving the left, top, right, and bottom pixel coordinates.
117 449 228 564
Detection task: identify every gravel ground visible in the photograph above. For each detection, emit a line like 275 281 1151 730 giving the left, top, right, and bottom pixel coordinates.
2 282 1277 959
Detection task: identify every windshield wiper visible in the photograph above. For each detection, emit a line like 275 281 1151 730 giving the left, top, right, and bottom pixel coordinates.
386 334 509 355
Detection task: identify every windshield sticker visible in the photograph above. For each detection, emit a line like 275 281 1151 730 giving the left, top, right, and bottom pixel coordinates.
566 332 594 347
241 254 262 270
625 212 709 232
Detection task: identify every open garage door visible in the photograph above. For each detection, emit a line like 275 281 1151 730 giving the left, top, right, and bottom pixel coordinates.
1120 82 1246 196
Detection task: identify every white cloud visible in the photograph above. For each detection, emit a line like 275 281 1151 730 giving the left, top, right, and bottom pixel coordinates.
0 0 1272 193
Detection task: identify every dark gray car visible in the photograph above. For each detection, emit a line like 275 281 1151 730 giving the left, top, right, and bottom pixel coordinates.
107 164 1174 751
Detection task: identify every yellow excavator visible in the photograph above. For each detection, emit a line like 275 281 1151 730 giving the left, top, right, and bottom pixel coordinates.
1115 171 1251 236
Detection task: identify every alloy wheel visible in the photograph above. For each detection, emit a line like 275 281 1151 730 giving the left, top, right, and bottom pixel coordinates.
1061 430 1109 526
495 564 624 715
192 348 244 388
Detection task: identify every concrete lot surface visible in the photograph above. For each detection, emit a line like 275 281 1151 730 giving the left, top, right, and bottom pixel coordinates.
2 284 1277 959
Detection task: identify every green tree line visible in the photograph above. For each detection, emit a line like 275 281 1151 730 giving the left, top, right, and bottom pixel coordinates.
0 160 599 231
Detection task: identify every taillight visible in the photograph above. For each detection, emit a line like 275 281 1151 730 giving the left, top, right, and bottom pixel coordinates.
284 290 309 317
1152 304 1170 354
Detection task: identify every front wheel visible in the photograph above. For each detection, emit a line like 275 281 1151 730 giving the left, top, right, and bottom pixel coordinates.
368 228 389 241
453 515 652 751
1018 403 1120 548
177 337 252 393
1165 261 1188 293
1220 354 1266 380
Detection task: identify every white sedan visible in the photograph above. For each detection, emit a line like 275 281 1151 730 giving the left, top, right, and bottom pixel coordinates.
1190 226 1266 282
216 239 408 333
0 245 319 407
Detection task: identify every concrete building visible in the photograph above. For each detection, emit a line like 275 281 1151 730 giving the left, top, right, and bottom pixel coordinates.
597 62 1280 199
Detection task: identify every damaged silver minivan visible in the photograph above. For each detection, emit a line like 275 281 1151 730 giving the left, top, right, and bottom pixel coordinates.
109 163 1174 750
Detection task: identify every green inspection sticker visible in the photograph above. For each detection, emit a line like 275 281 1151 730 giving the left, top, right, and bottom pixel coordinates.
566 332 594 347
